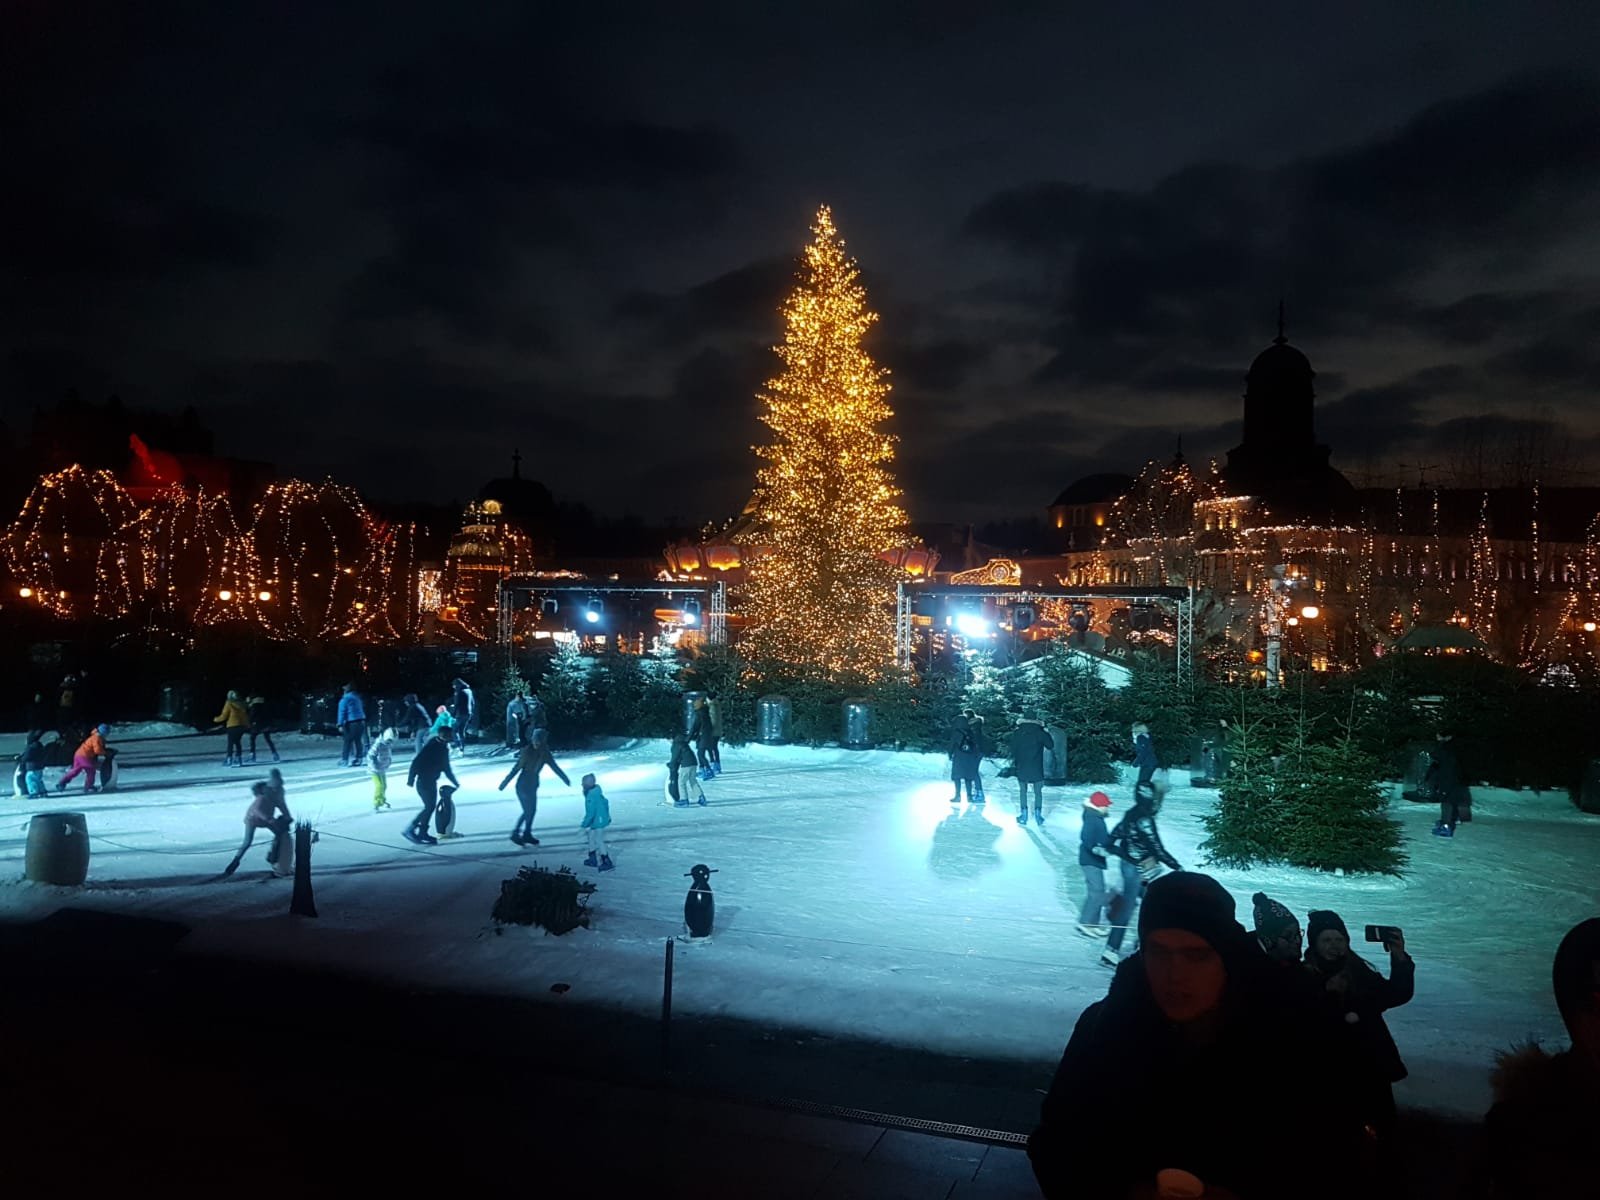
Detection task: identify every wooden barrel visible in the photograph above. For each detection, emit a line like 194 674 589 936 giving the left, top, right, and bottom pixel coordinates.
25 812 90 886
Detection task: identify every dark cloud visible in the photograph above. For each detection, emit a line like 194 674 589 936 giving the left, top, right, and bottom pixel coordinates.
888 339 996 391
615 258 794 344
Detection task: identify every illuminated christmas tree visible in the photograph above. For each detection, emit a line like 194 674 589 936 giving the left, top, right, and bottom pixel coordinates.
742 206 907 674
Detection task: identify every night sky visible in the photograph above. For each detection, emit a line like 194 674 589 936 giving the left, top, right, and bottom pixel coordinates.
6 2 1599 524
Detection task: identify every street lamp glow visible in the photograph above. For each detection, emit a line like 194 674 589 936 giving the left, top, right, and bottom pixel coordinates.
18 586 32 598
257 590 272 602
1300 605 1320 620
1585 621 1597 633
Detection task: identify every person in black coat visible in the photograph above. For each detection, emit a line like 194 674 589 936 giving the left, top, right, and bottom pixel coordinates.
1029 872 1363 1200
1424 730 1470 836
450 677 475 751
400 692 432 756
1131 721 1160 786
1009 712 1053 826
1303 910 1416 1147
1102 779 1182 965
949 712 986 805
1076 791 1114 936
1482 918 1600 1198
497 728 570 846
404 730 459 845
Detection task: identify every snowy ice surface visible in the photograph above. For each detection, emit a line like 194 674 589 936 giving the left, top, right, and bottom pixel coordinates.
2 726 1594 1120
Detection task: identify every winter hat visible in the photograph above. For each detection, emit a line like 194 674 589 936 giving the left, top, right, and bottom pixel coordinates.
1252 892 1299 940
1552 917 1600 1029
1307 910 1349 947
1084 791 1113 813
1138 871 1246 951
96 723 110 737
380 727 396 742
581 773 597 790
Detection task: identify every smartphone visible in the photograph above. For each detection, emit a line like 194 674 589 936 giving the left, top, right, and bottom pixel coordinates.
1364 924 1401 944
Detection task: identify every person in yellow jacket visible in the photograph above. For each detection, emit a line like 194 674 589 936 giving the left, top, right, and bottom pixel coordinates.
214 690 251 768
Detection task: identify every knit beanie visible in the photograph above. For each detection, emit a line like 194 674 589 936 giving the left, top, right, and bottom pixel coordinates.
1552 917 1600 1030
1252 892 1298 939
1083 791 1113 813
96 723 110 737
1306 910 1349 946
1138 871 1245 951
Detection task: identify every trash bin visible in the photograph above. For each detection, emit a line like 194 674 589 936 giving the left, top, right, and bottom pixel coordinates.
681 692 706 735
157 683 195 725
1579 759 1600 814
1044 725 1068 785
756 695 792 745
842 699 873 749
1189 735 1218 786
25 812 90 886
1399 744 1433 802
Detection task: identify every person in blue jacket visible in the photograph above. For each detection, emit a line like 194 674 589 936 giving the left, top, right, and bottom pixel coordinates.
1077 790 1114 937
337 683 368 767
1131 722 1159 786
580 772 614 871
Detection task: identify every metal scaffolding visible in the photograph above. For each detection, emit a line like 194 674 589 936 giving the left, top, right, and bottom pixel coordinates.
495 578 728 647
896 582 1194 684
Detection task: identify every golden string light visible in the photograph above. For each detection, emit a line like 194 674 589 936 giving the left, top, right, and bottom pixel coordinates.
742 205 908 674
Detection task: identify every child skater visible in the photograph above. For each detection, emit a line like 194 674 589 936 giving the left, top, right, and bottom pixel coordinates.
668 731 706 807
580 772 613 871
224 779 293 876
366 727 396 811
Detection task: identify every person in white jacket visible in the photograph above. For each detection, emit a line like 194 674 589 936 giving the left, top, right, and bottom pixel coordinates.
366 727 397 811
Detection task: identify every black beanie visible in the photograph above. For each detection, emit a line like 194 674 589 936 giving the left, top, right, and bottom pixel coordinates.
1252 892 1298 939
1138 872 1244 950
1552 917 1600 1029
1307 910 1349 946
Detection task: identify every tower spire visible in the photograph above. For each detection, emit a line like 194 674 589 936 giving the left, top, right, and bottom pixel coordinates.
1275 299 1287 345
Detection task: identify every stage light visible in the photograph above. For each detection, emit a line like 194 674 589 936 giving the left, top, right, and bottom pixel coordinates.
1300 605 1320 620
682 597 701 626
540 597 559 618
1013 603 1036 631
955 612 990 637
584 597 603 624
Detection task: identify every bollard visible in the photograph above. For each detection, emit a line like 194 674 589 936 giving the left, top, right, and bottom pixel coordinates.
661 937 675 1073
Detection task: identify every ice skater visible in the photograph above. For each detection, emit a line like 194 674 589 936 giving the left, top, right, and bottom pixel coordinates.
498 728 570 846
1009 711 1052 825
58 723 111 793
1131 721 1159 787
580 772 614 871
366 727 396 811
244 694 280 763
691 696 717 778
450 676 475 752
404 727 458 845
1425 730 1470 837
223 779 294 876
429 705 455 743
1076 791 1113 937
18 730 49 798
214 689 250 767
401 692 432 756
504 691 529 752
669 731 705 807
1100 776 1181 967
950 712 985 806
337 683 368 767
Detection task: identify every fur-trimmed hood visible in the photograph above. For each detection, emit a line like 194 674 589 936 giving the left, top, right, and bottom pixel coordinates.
1491 1041 1558 1105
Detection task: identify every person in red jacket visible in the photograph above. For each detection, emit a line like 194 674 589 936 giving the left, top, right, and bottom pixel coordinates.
223 779 294 876
58 723 110 793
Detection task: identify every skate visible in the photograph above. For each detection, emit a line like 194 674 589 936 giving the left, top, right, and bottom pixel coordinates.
697 768 713 781
246 755 256 765
437 831 463 840
1017 810 1028 826
1100 948 1121 968
583 851 598 867
697 796 708 806
1076 923 1107 939
416 831 439 845
674 800 692 808
522 835 539 846
1034 806 1044 825
271 752 281 763
511 832 526 846
402 826 424 845
1431 823 1454 838
598 855 614 872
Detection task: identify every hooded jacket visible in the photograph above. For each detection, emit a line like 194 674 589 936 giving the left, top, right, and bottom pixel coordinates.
1483 1042 1600 1198
581 783 612 830
21 733 47 771
366 734 395 773
214 697 250 729
668 736 697 771
1078 806 1112 867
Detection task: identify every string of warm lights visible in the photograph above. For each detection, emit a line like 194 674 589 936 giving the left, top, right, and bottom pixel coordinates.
741 205 908 674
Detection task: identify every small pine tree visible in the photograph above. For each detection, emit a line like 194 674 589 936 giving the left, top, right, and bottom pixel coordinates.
485 660 533 741
1029 649 1121 783
1202 716 1406 875
537 641 592 746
